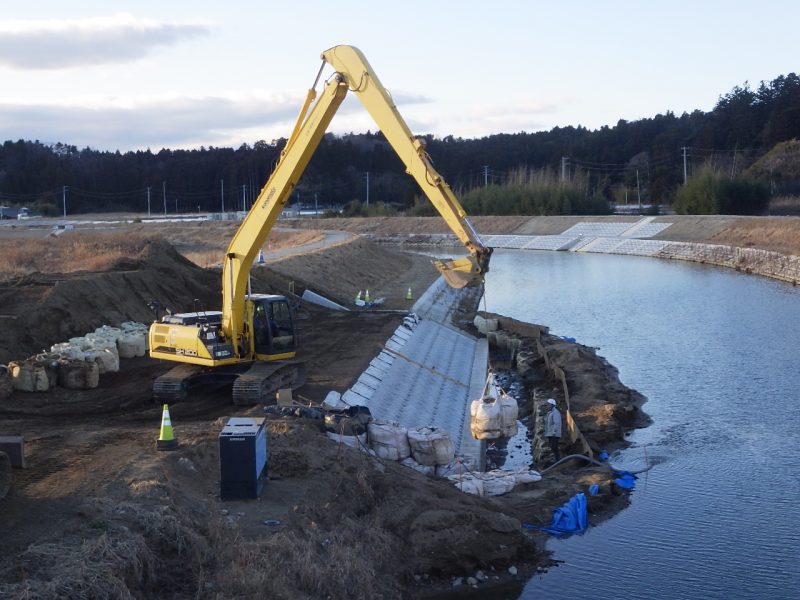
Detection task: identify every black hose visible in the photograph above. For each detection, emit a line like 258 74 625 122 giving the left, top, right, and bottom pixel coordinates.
541 453 653 475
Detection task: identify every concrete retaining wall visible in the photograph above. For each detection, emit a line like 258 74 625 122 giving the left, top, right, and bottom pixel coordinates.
658 242 800 284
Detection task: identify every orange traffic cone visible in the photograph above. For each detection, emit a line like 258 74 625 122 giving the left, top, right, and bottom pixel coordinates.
156 404 178 450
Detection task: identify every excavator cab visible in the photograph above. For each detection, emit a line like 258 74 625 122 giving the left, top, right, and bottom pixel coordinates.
250 295 296 359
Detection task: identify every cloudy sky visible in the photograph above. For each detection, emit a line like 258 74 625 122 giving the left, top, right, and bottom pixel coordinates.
1 1 798 151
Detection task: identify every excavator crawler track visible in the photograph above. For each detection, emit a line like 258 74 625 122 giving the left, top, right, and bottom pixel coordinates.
232 360 306 406
153 364 201 402
153 361 305 405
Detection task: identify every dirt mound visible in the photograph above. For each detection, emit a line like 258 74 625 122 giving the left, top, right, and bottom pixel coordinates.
0 241 220 364
266 236 440 308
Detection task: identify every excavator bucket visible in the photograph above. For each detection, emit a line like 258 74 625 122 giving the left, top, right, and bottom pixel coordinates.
432 255 485 289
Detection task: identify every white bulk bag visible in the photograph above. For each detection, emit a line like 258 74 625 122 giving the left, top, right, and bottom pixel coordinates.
325 430 367 450
481 470 518 497
499 393 519 437
84 349 119 374
435 460 470 478
9 361 34 392
10 361 48 392
50 343 85 360
407 427 454 466
400 457 435 477
85 333 114 348
94 326 123 341
470 396 502 440
68 337 92 351
117 332 146 358
367 420 411 461
448 473 484 496
512 469 542 485
58 359 100 389
473 315 498 335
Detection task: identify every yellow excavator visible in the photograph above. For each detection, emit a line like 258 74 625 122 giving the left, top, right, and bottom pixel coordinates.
149 45 492 404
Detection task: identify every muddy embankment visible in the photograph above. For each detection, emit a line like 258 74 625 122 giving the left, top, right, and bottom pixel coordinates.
0 235 649 599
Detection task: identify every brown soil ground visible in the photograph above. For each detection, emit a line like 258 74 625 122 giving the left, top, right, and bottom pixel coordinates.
0 226 647 599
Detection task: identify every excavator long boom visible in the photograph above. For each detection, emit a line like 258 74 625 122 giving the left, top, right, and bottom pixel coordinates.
221 45 491 353
321 45 491 288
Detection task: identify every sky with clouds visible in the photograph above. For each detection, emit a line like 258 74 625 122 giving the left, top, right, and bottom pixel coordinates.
0 0 798 151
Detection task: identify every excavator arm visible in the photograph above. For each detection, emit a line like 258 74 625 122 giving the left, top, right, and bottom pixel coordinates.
221 45 491 354
322 45 491 288
220 71 348 347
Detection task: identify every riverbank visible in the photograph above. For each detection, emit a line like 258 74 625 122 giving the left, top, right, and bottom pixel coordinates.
280 215 800 285
0 230 653 598
281 214 800 256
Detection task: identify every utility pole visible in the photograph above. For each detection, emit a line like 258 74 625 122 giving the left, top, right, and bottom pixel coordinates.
681 147 689 184
364 172 370 206
175 196 178 213
314 193 318 216
561 157 568 183
162 181 166 216
241 185 246 211
220 179 225 213
62 185 68 217
146 186 151 217
483 165 489 187
636 169 641 210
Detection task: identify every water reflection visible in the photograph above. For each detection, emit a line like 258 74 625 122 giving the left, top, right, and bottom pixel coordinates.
478 250 800 600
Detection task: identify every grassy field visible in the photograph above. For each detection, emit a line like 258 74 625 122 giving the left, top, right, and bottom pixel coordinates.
0 225 324 276
0 233 154 277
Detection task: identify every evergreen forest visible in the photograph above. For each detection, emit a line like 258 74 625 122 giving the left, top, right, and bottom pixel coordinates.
1 73 799 217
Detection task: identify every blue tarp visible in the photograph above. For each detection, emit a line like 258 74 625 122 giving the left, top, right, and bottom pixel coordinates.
613 471 638 490
524 492 588 537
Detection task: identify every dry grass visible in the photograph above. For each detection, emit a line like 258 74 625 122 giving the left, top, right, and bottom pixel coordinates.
210 515 401 600
0 497 211 599
710 217 800 255
181 249 223 268
0 531 154 599
0 233 155 277
0 223 327 275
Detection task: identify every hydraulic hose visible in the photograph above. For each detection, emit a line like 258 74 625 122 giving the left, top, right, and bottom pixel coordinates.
541 453 654 475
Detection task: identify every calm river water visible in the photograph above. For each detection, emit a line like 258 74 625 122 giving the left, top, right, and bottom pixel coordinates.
481 249 800 600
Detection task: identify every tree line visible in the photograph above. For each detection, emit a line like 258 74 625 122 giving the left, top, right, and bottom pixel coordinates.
1 73 798 217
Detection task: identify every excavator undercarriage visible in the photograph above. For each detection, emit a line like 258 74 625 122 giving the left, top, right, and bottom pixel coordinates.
153 360 306 405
